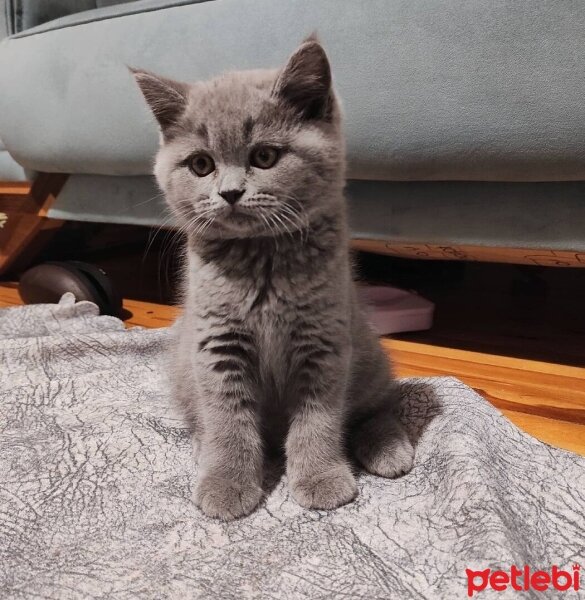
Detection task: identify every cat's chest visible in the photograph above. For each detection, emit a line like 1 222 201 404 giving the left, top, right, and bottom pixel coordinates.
253 282 298 360
192 248 333 374
249 273 317 383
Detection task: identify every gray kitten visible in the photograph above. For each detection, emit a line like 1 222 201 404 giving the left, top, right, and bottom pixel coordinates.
132 37 414 520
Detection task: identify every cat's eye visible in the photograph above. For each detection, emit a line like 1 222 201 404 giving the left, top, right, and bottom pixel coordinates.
189 153 215 177
250 146 280 169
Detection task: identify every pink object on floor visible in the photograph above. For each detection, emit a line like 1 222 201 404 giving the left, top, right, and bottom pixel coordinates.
357 284 435 335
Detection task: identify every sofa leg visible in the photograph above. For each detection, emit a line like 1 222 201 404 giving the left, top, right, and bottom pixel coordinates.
0 174 68 276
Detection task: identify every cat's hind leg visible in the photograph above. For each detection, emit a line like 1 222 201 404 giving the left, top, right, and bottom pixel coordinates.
351 404 414 478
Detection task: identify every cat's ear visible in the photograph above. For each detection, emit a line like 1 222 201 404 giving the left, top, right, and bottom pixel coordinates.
130 68 189 133
273 36 333 121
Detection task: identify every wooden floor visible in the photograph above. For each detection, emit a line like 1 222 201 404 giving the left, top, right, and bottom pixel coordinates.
1 279 583 456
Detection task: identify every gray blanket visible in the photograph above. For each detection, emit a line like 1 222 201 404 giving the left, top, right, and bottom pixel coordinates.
1 294 583 599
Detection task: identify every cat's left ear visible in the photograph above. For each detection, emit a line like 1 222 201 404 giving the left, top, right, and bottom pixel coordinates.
273 35 333 121
130 68 189 135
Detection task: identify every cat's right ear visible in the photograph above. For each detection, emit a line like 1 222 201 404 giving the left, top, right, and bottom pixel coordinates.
130 68 188 133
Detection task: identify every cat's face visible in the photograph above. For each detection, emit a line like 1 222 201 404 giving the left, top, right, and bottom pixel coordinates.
133 38 344 240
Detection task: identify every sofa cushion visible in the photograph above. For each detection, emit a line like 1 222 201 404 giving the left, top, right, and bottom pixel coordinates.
1 0 585 181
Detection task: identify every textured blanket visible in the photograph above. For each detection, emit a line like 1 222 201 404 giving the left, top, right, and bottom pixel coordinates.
0 295 583 599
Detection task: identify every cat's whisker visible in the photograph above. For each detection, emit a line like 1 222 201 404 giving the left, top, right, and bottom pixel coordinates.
188 208 217 239
278 202 306 227
133 190 167 209
156 211 209 286
270 211 295 241
275 193 306 214
279 203 310 244
276 211 303 239
143 211 179 265
263 216 279 251
148 218 185 295
261 212 281 252
158 228 185 294
197 214 217 239
257 212 271 234
277 192 304 211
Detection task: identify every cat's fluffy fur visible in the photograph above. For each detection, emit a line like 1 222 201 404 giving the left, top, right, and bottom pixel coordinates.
133 37 414 520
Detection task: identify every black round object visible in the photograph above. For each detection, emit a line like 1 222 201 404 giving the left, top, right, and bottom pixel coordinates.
19 261 123 317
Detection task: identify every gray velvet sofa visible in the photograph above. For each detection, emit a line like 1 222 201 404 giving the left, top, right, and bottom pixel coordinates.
1 0 584 266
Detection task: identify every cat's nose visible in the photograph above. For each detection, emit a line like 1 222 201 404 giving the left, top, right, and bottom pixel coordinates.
219 189 245 205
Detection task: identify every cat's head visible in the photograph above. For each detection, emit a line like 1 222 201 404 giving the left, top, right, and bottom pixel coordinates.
132 37 344 240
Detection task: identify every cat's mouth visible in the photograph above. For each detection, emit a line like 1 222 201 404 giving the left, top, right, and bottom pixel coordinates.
213 206 259 231
196 201 305 238
221 206 255 222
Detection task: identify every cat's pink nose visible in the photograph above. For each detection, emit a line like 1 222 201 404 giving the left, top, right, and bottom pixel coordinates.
219 189 245 205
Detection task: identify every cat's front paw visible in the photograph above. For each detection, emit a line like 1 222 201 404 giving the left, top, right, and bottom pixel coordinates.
194 475 262 520
290 464 357 510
